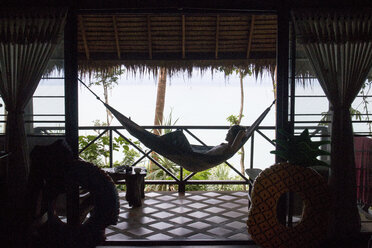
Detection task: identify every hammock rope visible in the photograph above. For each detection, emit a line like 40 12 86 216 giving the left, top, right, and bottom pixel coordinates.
80 79 275 172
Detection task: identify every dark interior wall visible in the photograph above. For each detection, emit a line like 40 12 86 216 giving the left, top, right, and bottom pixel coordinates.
2 0 371 11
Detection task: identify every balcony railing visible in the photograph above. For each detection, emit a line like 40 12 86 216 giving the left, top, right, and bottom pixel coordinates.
33 124 330 193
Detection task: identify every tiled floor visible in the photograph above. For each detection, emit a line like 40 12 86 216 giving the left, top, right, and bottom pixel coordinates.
99 191 371 247
105 191 251 242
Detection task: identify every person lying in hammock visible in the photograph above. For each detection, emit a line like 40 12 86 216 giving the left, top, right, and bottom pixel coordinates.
159 125 247 155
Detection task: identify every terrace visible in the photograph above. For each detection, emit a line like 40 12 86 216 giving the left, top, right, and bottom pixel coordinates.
1 1 372 247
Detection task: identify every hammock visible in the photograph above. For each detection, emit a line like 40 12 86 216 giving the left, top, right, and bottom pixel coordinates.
80 79 274 172
106 101 274 172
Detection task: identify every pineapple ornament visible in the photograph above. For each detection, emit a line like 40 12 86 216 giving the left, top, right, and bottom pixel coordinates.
247 129 331 248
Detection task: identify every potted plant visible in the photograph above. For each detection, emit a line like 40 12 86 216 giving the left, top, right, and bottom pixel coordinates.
247 129 331 248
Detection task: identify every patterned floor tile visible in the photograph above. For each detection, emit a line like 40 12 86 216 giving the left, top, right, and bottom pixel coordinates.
188 233 214 239
113 221 130 230
141 207 158 214
106 191 251 241
187 202 208 209
169 206 193 214
167 227 194 236
205 216 229 224
146 192 162 197
149 222 174 230
225 220 246 229
187 221 211 229
157 195 177 201
203 198 223 205
229 232 251 240
201 192 222 197
230 191 249 197
221 202 240 209
105 228 116 235
237 207 250 213
187 195 208 201
172 199 192 205
146 233 173 240
119 212 130 219
234 198 249 204
169 216 193 224
151 211 175 219
106 233 132 240
187 211 210 218
222 210 246 218
137 216 157 224
217 195 237 201
126 227 154 236
204 206 225 213
207 227 232 236
144 199 161 205
156 203 177 209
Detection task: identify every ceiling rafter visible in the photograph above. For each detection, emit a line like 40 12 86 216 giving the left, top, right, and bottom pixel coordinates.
112 15 121 59
182 15 186 59
246 15 256 59
215 15 220 59
79 15 90 60
76 13 279 72
147 15 152 59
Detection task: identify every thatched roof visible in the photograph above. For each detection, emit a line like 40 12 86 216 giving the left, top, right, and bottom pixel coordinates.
76 13 277 76
35 0 371 78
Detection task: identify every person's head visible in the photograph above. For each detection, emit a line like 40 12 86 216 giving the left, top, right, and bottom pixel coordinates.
225 125 246 143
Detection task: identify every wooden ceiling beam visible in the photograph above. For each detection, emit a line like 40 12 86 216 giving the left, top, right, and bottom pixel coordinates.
78 51 276 61
182 15 186 59
112 15 121 59
147 15 153 59
78 15 90 60
215 15 220 59
246 15 255 59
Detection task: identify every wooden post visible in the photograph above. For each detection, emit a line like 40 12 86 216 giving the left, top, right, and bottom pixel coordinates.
64 8 80 226
276 6 290 163
112 16 121 59
246 15 255 59
287 21 297 227
147 15 152 59
182 15 186 59
276 5 290 226
215 15 220 59
78 15 90 60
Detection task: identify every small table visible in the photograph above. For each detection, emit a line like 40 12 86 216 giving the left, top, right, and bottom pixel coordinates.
103 166 147 207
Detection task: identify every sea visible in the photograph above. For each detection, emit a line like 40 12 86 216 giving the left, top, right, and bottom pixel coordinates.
27 69 371 174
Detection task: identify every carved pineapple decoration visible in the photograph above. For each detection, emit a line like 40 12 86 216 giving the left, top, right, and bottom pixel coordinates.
247 129 331 248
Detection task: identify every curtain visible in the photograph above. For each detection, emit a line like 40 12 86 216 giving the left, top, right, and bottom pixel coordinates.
293 10 372 239
0 9 66 202
354 136 372 207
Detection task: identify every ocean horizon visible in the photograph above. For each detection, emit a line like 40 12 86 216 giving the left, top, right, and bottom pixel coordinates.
30 70 370 173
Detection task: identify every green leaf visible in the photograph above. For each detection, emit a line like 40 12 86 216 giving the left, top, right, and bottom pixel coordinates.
271 128 330 168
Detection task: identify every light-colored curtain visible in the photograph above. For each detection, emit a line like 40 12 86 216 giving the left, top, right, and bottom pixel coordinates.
0 9 66 201
293 10 372 239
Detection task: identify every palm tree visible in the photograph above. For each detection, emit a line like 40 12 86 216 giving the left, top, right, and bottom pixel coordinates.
222 67 252 185
146 110 180 190
89 69 123 126
153 67 167 136
149 67 167 172
88 69 123 165
237 69 246 182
